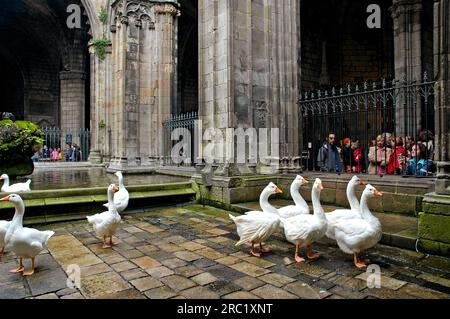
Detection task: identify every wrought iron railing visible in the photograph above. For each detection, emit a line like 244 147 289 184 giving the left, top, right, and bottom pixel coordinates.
163 112 198 167
299 74 436 177
40 127 90 162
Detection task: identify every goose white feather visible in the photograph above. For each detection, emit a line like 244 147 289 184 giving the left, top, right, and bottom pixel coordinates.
281 178 328 263
103 171 129 213
0 194 54 276
1 174 31 193
0 220 10 257
88 184 121 248
229 182 282 257
330 184 383 269
278 175 310 219
325 175 365 239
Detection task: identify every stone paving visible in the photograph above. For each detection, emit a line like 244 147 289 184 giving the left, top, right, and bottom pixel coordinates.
0 205 449 299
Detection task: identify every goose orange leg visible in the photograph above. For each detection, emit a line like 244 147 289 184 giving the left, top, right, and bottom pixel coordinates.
10 257 24 273
250 242 261 257
354 253 368 269
109 236 118 247
0 246 4 261
22 258 35 276
306 245 320 260
295 245 305 263
259 243 270 253
102 235 112 249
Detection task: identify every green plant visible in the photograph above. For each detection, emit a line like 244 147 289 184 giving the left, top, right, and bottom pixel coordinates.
0 120 44 162
91 38 111 60
99 6 108 25
98 120 106 129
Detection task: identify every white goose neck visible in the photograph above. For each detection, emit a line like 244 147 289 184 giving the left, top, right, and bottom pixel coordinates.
347 182 360 211
10 200 25 229
2 177 9 188
291 183 308 208
107 190 118 214
359 193 376 221
259 191 278 215
311 188 326 220
117 174 124 188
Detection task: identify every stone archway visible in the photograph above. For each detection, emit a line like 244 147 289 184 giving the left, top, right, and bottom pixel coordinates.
0 0 93 131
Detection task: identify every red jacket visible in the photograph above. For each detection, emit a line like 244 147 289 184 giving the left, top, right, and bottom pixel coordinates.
352 148 364 173
388 146 407 174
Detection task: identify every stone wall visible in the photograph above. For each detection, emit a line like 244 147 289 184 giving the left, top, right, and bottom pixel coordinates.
300 0 394 91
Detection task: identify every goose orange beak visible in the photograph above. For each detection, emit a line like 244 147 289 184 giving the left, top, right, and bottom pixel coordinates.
275 187 283 194
318 183 324 191
0 195 10 201
302 178 309 185
112 185 119 193
373 189 383 197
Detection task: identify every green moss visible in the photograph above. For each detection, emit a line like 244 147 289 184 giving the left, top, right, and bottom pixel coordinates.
418 239 450 257
418 213 450 244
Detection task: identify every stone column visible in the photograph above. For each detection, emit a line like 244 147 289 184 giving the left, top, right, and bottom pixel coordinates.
59 70 86 146
391 0 423 137
108 0 179 172
433 0 450 195
198 0 300 176
417 0 450 257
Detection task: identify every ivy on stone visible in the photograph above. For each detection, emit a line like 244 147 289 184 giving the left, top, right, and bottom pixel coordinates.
91 38 111 61
0 119 44 161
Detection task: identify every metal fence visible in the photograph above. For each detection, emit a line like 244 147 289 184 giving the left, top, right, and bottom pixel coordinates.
163 112 198 166
40 127 90 162
299 74 436 177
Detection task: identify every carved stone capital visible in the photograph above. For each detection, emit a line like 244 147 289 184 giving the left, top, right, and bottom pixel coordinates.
153 3 181 16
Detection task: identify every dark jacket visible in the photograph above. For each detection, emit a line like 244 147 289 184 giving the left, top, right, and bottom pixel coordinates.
317 142 342 172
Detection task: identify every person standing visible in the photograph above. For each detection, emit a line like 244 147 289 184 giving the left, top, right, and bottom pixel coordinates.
368 135 392 175
317 133 342 173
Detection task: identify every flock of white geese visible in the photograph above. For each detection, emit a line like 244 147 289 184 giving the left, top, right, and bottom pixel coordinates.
229 176 383 269
0 172 129 276
0 172 382 277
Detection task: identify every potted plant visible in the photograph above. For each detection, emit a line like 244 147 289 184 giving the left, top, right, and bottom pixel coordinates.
0 119 44 177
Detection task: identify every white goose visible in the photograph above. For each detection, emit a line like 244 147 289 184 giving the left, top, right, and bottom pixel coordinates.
88 184 121 249
0 219 10 260
329 184 383 269
0 174 31 193
278 175 310 219
281 178 328 263
0 194 54 276
229 182 282 257
103 171 129 213
325 175 365 240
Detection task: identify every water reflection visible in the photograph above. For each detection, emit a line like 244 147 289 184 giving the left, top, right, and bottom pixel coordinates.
6 168 188 190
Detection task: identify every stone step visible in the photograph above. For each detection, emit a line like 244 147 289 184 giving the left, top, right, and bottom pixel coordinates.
0 182 196 225
231 199 418 251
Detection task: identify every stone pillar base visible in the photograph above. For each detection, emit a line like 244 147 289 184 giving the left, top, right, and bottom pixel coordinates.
107 157 156 174
418 192 450 256
88 150 102 165
436 161 450 195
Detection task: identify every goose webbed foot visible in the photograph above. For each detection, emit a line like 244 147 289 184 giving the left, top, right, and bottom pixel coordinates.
109 236 118 246
22 258 35 277
10 258 24 273
259 243 270 253
250 243 261 258
306 246 320 260
354 253 368 269
295 245 305 263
